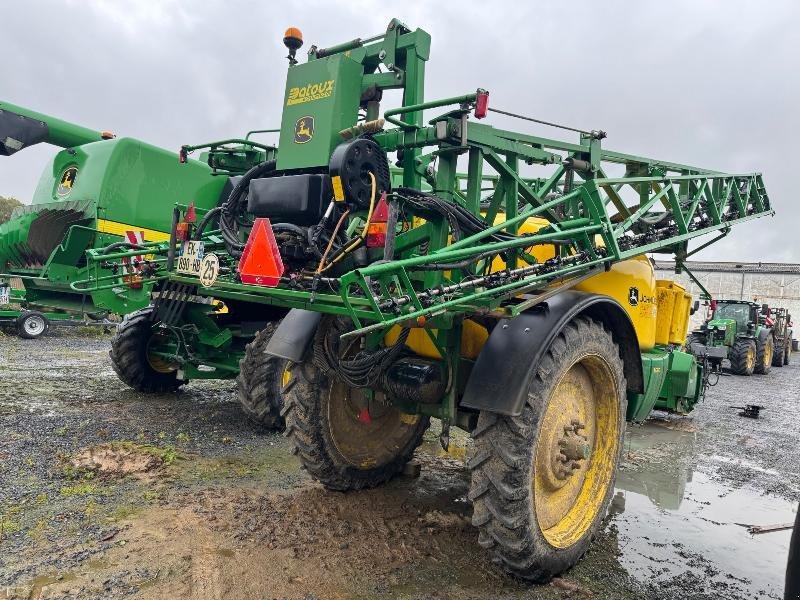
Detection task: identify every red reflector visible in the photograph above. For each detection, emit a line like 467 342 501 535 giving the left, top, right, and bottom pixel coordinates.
474 88 489 119
184 202 197 223
238 218 284 287
358 407 372 425
175 221 189 241
372 192 389 222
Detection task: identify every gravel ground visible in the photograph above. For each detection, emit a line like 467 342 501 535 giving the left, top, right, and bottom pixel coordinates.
0 329 797 599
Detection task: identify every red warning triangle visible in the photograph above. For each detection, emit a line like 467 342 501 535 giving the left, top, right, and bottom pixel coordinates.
238 218 285 287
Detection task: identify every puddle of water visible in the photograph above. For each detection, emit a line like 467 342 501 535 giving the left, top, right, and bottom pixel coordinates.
26 571 78 598
614 421 795 598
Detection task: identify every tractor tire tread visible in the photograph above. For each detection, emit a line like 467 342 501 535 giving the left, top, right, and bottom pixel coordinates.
236 322 286 430
468 317 626 582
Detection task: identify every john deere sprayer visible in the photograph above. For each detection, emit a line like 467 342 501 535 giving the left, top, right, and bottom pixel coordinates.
76 20 774 580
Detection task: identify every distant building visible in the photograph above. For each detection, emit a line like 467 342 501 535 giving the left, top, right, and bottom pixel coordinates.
654 260 799 329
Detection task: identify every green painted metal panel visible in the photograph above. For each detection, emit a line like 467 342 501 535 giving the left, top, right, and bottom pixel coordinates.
628 350 670 421
276 55 362 170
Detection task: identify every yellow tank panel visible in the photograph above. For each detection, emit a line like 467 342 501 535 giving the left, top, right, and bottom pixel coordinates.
574 255 657 351
655 280 692 345
490 216 556 271
385 319 489 360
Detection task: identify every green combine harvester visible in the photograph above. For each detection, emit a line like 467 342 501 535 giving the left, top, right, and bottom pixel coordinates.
0 101 270 336
74 19 774 580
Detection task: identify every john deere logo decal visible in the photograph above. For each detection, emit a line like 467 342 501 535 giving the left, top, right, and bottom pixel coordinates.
294 116 314 144
56 166 78 197
628 287 639 306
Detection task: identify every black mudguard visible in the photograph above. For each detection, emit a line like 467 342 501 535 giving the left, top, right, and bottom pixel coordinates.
460 290 643 417
264 309 321 362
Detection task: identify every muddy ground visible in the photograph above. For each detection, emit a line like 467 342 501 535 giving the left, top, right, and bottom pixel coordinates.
1 329 797 599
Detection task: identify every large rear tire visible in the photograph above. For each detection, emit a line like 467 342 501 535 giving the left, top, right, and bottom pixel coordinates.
468 316 627 582
283 359 429 492
109 307 181 393
754 335 774 375
785 340 792 366
236 322 287 430
729 338 756 376
773 340 785 367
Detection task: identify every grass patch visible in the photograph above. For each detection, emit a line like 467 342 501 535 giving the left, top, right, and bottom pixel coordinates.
59 482 98 497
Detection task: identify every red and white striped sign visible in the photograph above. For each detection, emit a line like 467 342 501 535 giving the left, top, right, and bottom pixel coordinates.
122 230 145 288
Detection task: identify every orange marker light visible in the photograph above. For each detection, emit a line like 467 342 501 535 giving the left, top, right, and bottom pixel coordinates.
238 218 285 287
284 27 303 45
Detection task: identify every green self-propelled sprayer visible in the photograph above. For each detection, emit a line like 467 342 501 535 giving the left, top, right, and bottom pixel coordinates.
77 19 774 580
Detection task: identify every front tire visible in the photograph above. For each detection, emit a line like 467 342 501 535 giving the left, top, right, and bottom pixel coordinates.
729 338 756 376
109 307 181 393
16 311 48 339
283 359 429 492
754 336 774 375
468 316 627 582
236 323 287 429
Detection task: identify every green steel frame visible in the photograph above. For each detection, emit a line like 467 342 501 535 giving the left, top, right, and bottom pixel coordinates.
73 20 773 419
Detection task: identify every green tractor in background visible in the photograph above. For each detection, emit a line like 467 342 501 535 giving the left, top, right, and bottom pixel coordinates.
770 307 793 367
689 299 775 376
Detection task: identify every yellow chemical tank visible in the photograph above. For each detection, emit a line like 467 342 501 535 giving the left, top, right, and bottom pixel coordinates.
574 255 657 350
654 279 692 345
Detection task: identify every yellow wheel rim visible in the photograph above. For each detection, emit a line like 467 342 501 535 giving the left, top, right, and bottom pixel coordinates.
746 346 755 371
146 331 178 373
281 365 291 388
533 354 620 549
327 382 420 470
764 342 773 367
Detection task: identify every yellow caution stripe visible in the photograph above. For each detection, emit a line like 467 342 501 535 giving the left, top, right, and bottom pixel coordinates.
96 219 171 242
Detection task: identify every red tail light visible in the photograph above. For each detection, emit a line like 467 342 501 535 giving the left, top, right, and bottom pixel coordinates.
366 193 389 248
175 221 190 241
474 89 489 119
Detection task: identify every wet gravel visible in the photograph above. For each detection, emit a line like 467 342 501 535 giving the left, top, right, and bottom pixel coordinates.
0 330 797 599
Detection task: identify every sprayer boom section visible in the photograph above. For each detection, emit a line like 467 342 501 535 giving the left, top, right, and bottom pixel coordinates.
78 19 772 337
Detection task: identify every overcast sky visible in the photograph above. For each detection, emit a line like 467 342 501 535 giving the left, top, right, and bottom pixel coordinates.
2 0 798 262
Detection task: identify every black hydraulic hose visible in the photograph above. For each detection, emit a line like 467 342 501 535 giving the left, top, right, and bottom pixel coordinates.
97 241 146 254
193 206 221 240
220 160 277 257
272 223 309 238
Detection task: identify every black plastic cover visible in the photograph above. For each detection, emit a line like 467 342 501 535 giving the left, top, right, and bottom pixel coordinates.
265 309 322 362
247 173 330 225
460 291 644 417
0 109 48 156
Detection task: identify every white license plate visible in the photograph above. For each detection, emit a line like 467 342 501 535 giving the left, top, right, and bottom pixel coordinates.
0 286 9 305
176 241 205 276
